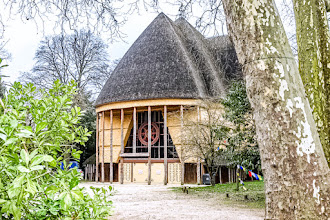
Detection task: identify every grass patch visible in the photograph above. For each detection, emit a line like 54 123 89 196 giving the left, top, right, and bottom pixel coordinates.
171 181 265 209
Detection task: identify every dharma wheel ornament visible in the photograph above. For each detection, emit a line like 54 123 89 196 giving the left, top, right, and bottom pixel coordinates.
138 122 160 146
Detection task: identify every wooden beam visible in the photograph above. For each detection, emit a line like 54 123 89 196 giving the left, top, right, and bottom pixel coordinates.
180 105 184 185
148 106 151 185
101 111 105 183
84 164 88 180
131 163 134 182
197 158 201 185
95 113 99 182
120 152 149 157
228 168 231 183
197 106 201 185
110 110 113 183
120 109 124 184
133 107 137 153
164 105 168 185
123 158 180 163
219 166 222 184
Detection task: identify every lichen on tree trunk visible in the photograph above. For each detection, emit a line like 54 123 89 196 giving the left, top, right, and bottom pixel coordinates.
293 0 330 166
222 0 330 219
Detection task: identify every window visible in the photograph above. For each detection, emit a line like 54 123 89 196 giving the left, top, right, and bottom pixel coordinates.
125 111 178 159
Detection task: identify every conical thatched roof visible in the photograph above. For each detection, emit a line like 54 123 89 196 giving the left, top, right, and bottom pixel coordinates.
95 13 241 106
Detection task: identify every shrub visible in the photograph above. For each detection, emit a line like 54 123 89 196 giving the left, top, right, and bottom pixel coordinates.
0 80 112 219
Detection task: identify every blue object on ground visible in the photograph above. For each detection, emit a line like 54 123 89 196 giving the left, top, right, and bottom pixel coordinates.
60 161 79 170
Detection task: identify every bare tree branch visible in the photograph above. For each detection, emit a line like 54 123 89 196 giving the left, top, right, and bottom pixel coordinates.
19 30 115 104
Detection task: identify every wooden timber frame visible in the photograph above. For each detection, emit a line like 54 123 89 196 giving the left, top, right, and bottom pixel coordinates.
110 110 113 183
164 105 168 185
95 104 193 184
120 109 124 184
95 113 99 182
102 111 105 183
180 105 184 185
197 106 201 185
148 106 152 185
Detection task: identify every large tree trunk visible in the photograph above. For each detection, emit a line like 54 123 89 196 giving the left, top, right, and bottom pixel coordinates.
222 0 330 219
293 0 330 166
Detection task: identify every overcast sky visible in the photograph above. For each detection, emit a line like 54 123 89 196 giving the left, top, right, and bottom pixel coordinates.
0 8 160 83
0 0 294 84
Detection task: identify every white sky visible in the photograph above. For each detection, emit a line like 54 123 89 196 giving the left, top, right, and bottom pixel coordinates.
0 8 160 83
0 0 294 84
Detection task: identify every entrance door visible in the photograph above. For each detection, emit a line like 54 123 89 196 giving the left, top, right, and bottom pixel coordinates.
184 163 197 183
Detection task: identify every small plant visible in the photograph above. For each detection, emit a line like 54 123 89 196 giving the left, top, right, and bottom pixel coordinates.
0 80 112 219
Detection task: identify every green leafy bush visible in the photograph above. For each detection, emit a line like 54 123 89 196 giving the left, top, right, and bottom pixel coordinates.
0 80 112 219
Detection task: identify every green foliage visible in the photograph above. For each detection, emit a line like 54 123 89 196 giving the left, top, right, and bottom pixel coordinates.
222 80 251 124
219 80 261 172
0 80 112 219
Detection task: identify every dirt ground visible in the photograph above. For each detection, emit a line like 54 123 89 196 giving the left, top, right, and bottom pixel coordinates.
80 182 265 220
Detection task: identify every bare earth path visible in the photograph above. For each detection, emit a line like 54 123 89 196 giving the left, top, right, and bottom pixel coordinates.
81 182 264 220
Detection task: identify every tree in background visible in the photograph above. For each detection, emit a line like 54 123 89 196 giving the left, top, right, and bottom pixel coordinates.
221 80 260 173
293 0 330 165
20 29 112 102
181 101 230 186
0 0 126 39
0 58 8 98
181 81 259 186
20 30 117 164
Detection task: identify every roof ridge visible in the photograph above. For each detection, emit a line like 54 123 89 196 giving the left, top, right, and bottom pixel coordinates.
174 19 226 97
163 16 208 98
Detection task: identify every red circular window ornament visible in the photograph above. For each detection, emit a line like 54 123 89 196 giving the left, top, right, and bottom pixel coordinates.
138 122 160 146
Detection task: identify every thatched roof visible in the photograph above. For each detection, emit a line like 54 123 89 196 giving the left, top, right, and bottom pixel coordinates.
82 154 96 166
95 13 241 106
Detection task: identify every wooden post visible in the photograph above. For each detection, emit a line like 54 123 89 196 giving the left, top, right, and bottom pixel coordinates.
88 164 91 180
131 163 134 182
133 107 137 153
110 110 113 183
148 106 152 185
219 166 222 184
197 106 201 185
85 164 88 180
180 105 184 185
197 159 201 185
120 109 124 184
101 111 105 183
164 105 168 185
228 168 231 183
87 164 90 181
96 113 99 182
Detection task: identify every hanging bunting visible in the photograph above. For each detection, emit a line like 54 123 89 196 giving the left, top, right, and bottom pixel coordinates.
237 165 263 181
